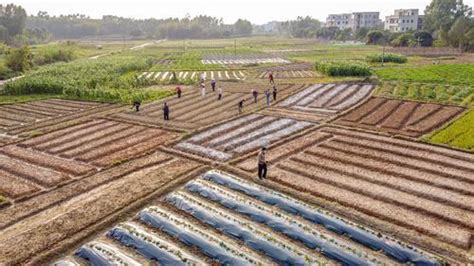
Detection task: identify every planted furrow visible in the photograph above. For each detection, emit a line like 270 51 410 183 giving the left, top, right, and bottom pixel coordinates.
48 123 132 155
187 95 245 123
76 241 142 266
140 91 200 115
1 145 94 176
309 84 348 108
77 129 161 163
166 192 320 265
208 116 277 147
0 154 68 187
361 100 403 126
295 150 474 213
185 180 380 264
34 120 118 151
295 84 333 107
217 119 295 151
4 104 57 117
323 139 474 184
339 97 387 122
0 110 35 123
273 166 471 249
305 141 474 196
175 142 232 161
61 126 144 158
180 93 242 121
236 131 333 171
0 106 47 120
201 171 441 265
18 103 66 115
107 223 204 265
380 102 419 129
19 120 104 147
406 106 464 134
0 117 20 127
26 101 79 112
153 72 162 80
405 104 443 126
234 121 312 154
147 93 217 117
92 133 172 167
188 114 262 143
325 85 359 109
0 169 40 198
44 99 102 108
140 206 267 265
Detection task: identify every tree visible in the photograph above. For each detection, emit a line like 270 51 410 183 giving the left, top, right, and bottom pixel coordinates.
5 46 33 72
465 27 474 51
414 31 434 46
355 27 370 41
423 0 472 33
233 19 252 36
448 16 473 50
288 16 321 38
366 30 384 44
391 33 416 47
0 4 27 43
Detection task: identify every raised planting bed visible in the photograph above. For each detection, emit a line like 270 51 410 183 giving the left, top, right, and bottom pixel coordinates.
175 114 313 161
263 83 374 123
0 119 177 201
0 151 201 264
54 169 445 265
202 54 290 65
335 97 465 137
110 84 306 130
138 70 247 82
0 99 116 140
233 126 474 261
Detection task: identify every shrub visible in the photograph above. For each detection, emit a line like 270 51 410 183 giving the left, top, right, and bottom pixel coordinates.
33 46 76 66
5 46 33 72
314 61 372 77
366 53 407 64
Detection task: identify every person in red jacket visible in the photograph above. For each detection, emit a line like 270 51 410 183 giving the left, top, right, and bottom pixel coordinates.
176 86 182 98
268 72 274 84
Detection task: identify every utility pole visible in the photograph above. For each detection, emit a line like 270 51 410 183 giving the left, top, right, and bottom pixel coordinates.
381 37 386 67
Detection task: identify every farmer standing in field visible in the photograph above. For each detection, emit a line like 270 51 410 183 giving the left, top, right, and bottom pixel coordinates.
257 147 267 180
200 82 206 96
163 102 170 121
269 71 274 84
272 85 277 101
264 89 271 106
132 100 141 112
238 99 245 114
176 85 182 98
200 72 206 82
218 86 223 100
211 79 217 92
252 89 258 103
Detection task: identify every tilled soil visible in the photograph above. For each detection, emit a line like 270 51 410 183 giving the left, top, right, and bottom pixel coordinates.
336 97 465 137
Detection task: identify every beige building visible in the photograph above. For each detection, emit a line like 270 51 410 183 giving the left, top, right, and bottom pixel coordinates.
385 9 422 32
326 12 381 31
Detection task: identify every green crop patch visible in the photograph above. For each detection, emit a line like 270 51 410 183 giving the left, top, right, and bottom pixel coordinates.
375 64 474 86
430 108 474 151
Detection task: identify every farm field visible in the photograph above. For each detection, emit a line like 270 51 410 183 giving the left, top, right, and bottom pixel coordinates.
262 83 374 122
0 151 202 264
0 99 120 143
0 118 178 202
233 126 474 262
335 97 465 137
430 108 474 151
175 114 314 161
138 70 247 82
202 54 290 64
110 83 308 130
55 170 443 265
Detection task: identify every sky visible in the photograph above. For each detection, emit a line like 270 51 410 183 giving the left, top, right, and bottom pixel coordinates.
5 0 474 24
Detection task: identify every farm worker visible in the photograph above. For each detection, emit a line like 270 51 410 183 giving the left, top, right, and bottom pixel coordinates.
252 89 258 103
264 89 271 106
200 72 206 82
211 79 217 92
218 86 223 100
200 82 206 96
132 100 141 112
257 147 267 180
238 99 245 114
272 86 277 101
269 72 274 84
163 102 170 121
176 86 182 98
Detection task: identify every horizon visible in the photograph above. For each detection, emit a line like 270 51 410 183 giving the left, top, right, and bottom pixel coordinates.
8 0 469 24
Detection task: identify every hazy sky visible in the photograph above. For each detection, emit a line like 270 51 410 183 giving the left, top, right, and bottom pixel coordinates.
6 0 474 24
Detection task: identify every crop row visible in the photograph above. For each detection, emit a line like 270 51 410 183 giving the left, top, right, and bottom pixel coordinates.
258 70 318 79
430 108 474 151
139 70 246 81
202 58 290 65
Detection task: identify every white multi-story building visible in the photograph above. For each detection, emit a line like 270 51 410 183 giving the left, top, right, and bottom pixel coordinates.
326 12 381 31
385 9 422 32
